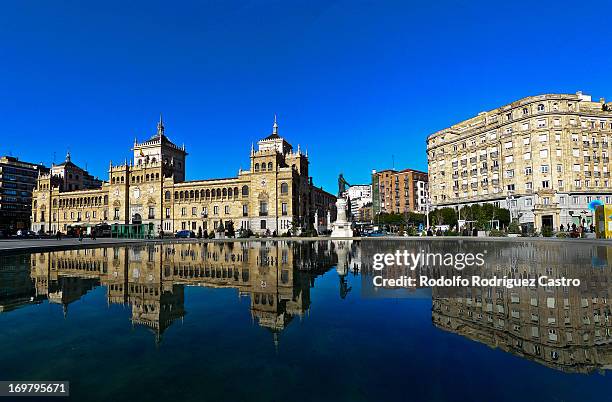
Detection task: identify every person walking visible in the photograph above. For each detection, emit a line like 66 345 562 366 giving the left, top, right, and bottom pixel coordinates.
78 230 83 242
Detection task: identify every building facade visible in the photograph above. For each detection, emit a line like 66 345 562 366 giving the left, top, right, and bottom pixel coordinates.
371 169 429 215
342 184 372 221
0 156 49 232
427 92 612 231
31 117 336 235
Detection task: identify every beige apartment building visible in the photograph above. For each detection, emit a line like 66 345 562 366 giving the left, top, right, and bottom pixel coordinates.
31 116 335 235
427 92 612 231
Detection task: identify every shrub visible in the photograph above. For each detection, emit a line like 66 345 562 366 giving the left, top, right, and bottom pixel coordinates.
488 229 507 237
556 232 568 238
507 221 521 234
541 226 553 237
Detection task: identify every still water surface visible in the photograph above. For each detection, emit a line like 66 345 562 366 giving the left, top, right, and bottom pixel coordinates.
0 240 610 401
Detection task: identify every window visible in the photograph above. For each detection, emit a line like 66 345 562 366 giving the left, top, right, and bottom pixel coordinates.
537 120 546 128
165 191 171 200
224 205 230 214
281 203 288 216
260 220 267 229
165 208 170 218
149 207 155 219
525 182 533 190
523 136 530 144
504 155 513 163
114 208 119 219
542 180 550 189
259 201 268 216
541 165 549 173
539 149 548 158
280 182 288 194
537 104 545 112
525 198 533 207
507 184 515 191
525 166 532 175
243 204 248 217
192 207 197 216
213 206 219 215
242 185 249 196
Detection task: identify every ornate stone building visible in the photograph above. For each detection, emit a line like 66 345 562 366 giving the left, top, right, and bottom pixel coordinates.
31 116 336 235
427 92 612 231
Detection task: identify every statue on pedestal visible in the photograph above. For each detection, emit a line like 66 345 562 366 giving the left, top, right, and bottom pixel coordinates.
331 174 353 238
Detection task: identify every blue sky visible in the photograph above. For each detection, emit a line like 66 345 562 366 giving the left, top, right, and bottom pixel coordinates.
1 1 610 192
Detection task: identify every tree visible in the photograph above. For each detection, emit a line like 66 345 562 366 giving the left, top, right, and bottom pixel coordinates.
225 220 235 237
429 207 457 227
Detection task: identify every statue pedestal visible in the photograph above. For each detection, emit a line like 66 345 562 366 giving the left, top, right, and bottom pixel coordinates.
331 198 353 238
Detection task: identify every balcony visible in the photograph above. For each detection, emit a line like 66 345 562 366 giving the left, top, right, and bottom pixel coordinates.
259 211 268 216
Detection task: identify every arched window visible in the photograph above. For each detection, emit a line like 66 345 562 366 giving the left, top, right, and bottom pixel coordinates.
165 191 171 201
174 191 179 200
242 185 249 196
268 162 273 171
104 195 108 205
33 200 37 208
222 188 227 197
200 189 205 199
552 102 559 111
206 189 210 198
216 189 221 198
228 188 233 197
151 157 157 164
537 104 545 112
522 107 528 115
261 163 266 172
190 190 194 199
254 163 259 172
280 182 288 194
234 187 239 197
156 173 160 180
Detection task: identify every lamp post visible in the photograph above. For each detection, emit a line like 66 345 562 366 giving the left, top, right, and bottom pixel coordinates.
425 196 431 229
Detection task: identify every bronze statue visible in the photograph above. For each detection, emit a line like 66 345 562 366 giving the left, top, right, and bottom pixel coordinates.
337 173 350 197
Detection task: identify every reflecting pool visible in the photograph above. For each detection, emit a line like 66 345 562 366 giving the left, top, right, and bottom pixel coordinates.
0 240 610 401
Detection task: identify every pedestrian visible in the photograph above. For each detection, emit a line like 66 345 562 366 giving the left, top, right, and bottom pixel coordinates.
56 230 61 240
560 224 564 232
78 230 83 242
91 230 96 240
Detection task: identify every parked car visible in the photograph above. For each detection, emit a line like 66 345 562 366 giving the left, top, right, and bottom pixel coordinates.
367 230 387 237
175 230 194 238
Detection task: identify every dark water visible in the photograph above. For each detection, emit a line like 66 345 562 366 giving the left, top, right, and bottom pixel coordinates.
0 240 610 402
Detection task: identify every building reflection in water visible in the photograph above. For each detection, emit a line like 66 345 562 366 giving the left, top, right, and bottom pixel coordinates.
360 240 612 374
25 241 340 345
2 239 609 373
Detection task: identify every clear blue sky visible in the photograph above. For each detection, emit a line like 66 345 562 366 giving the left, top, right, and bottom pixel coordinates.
1 1 610 192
